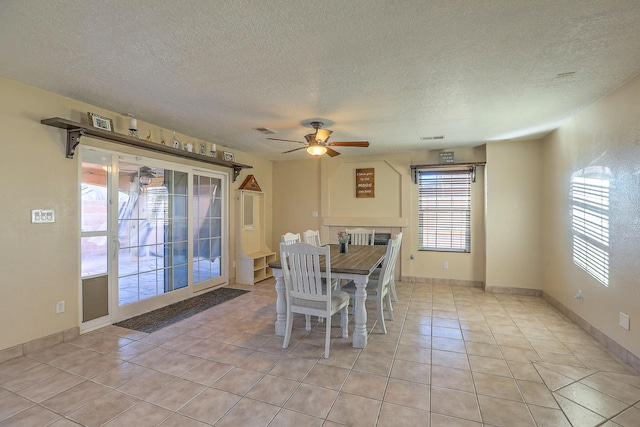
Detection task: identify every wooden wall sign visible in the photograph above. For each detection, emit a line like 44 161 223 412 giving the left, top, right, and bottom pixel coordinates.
239 174 261 191
355 168 375 198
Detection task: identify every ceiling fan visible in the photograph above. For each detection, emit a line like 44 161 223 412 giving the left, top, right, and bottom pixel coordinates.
267 121 369 157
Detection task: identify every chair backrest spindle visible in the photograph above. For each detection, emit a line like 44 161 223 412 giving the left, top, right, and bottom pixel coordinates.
346 228 375 245
303 229 322 246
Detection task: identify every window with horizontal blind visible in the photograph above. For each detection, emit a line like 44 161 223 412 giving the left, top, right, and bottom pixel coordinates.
417 168 472 252
570 166 610 286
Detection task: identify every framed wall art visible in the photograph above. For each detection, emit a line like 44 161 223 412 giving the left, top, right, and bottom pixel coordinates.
356 168 375 198
223 151 235 162
87 112 114 132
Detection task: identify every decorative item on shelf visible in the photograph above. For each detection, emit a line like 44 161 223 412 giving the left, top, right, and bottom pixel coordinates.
146 130 152 141
160 136 165 145
223 151 234 162
200 144 206 155
172 131 180 149
210 143 217 158
338 231 349 253
87 112 113 131
41 117 253 182
239 174 262 191
127 114 138 138
184 142 193 152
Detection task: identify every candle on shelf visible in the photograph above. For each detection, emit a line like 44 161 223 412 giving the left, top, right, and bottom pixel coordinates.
129 117 137 130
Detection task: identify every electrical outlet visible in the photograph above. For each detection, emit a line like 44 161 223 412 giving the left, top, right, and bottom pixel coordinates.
56 301 65 314
312 211 318 217
443 261 449 269
620 312 630 330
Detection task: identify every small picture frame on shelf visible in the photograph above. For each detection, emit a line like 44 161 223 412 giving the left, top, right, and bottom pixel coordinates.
87 112 113 132
223 151 235 162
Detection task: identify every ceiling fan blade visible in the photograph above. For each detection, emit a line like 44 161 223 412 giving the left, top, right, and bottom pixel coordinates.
327 141 370 147
325 147 341 157
282 146 307 154
267 137 306 145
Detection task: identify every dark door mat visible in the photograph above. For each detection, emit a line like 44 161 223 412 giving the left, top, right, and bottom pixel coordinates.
114 287 249 333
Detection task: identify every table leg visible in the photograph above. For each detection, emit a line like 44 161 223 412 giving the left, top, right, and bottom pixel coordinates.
273 268 287 336
352 276 368 348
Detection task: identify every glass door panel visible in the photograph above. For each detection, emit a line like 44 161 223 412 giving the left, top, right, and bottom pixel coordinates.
80 150 111 326
117 162 184 306
193 174 224 288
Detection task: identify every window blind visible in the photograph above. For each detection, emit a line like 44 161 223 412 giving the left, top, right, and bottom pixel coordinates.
417 168 472 252
570 171 610 286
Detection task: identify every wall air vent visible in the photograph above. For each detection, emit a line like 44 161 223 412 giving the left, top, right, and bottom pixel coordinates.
556 71 576 79
254 127 276 135
421 135 445 141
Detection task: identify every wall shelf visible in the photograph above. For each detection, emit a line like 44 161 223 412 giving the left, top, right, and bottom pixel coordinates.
41 117 252 181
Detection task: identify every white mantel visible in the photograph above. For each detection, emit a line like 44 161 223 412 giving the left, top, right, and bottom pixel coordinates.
323 217 407 244
323 217 408 227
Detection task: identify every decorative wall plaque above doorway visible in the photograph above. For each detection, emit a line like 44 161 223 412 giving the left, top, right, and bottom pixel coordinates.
239 174 261 191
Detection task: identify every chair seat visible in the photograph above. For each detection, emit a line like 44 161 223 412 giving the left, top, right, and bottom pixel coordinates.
292 290 350 310
341 280 380 296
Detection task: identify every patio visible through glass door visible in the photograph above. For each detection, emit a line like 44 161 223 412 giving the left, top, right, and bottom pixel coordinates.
117 162 188 306
192 174 223 287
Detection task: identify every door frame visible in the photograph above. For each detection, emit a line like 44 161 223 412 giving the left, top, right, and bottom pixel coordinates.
79 146 230 331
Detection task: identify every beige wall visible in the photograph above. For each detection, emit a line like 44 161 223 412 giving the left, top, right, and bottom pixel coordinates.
273 149 488 284
272 158 321 250
486 140 543 290
541 73 640 357
0 77 271 351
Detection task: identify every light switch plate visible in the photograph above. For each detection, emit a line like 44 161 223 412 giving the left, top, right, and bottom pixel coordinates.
31 209 55 223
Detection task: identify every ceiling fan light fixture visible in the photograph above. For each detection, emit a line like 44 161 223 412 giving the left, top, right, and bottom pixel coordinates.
307 144 327 156
138 166 155 186
315 128 332 143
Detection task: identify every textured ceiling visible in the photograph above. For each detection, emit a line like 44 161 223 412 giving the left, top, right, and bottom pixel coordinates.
1 0 639 161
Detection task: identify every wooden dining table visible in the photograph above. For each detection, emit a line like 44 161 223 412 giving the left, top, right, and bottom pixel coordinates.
269 243 387 349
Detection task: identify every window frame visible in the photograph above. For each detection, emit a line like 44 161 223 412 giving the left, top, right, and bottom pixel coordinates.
416 166 474 253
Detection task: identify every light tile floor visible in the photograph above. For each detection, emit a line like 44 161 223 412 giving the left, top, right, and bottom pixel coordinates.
1 280 640 426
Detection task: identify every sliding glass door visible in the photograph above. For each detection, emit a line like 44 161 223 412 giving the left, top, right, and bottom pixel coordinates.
80 147 228 325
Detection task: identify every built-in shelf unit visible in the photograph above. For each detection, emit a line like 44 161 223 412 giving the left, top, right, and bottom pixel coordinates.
41 117 252 181
236 189 275 284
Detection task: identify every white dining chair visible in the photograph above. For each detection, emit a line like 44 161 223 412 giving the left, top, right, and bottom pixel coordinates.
281 232 301 245
283 231 330 326
302 229 322 246
280 242 349 358
346 227 375 245
371 232 403 302
303 229 341 292
341 232 402 334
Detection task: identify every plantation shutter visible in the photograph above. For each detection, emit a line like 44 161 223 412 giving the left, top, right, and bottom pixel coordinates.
417 167 472 252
